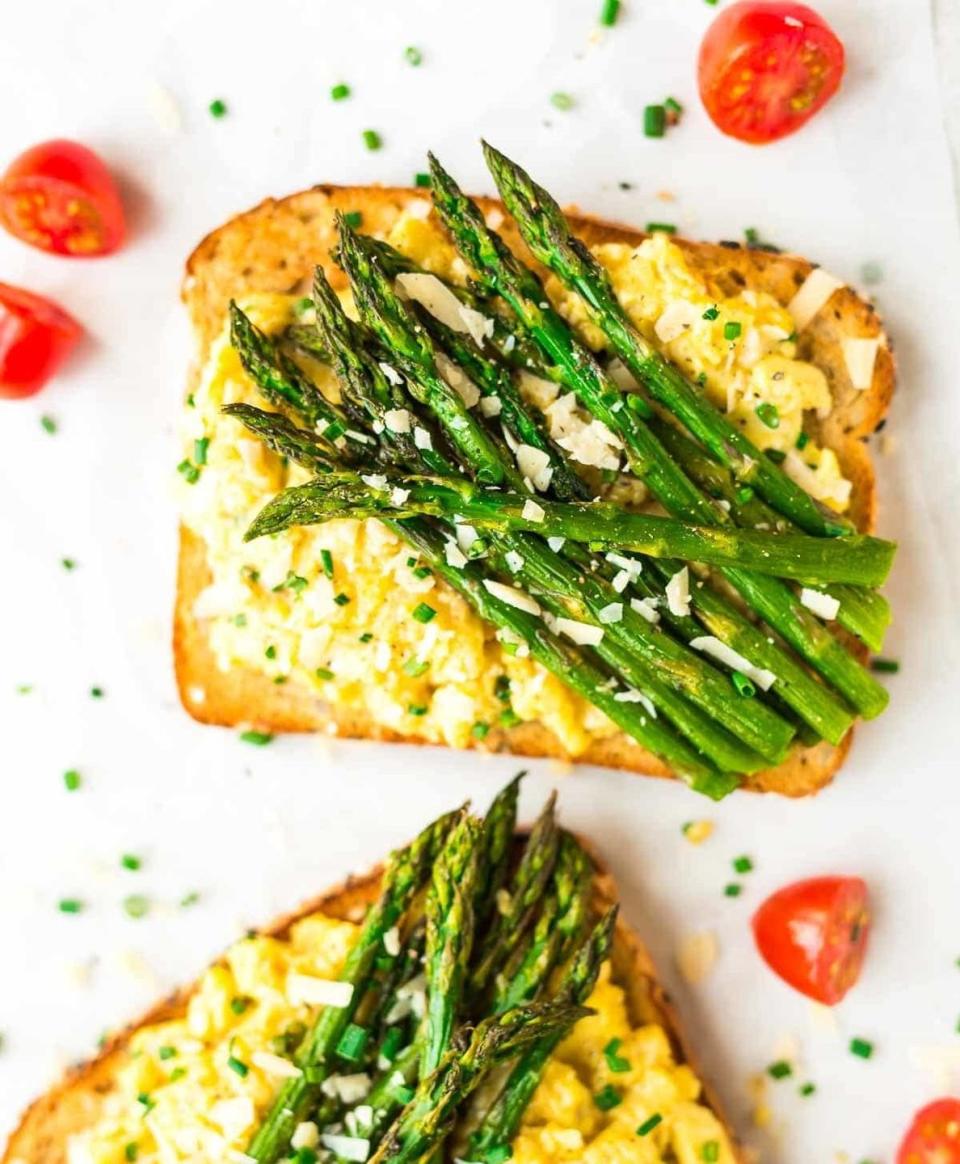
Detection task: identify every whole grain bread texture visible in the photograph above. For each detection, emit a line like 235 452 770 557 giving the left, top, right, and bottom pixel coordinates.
174 186 895 795
2 836 746 1164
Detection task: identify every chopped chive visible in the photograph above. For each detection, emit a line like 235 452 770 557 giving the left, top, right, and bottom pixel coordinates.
63 769 82 792
323 419 347 441
406 557 417 568
701 1143 720 1163
745 227 760 246
870 658 899 674
755 401 780 428
330 83 351 101
185 393 195 407
232 613 247 627
125 1144 139 1161
58 898 84 914
193 436 209 465
696 372 707 388
209 99 228 118
644 104 666 137
412 602 436 623
646 222 676 234
227 1054 249 1077
177 459 200 484
494 675 511 702
412 565 432 580
120 854 142 872
767 1059 792 1079
724 883 742 897
90 686 105 699
358 631 373 643
265 644 277 660
336 1022 369 1062
593 1084 622 1111
471 722 490 740
499 708 521 729
158 1045 177 1060
414 172 431 188
16 683 33 694
724 320 743 341
799 1081 816 1097
123 894 150 920
408 704 428 717
342 211 363 230
796 431 810 450
665 96 684 118
550 92 575 111
604 1037 631 1073
41 415 57 435
169 1066 186 1082
315 667 335 681
380 1027 405 1063
766 448 786 465
731 671 755 698
180 891 200 908
294 297 314 315
482 1150 511 1164
637 1113 663 1136
403 657 429 678
735 485 754 504
137 1092 154 1112
333 592 350 606
62 557 76 570
600 0 621 25
850 1037 874 1059
230 995 250 1015
733 855 754 874
404 45 423 66
362 129 382 151
274 571 308 595
702 305 720 321
239 730 273 746
320 548 334 578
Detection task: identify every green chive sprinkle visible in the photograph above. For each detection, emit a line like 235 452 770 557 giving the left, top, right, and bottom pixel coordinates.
330 83 351 101
16 683 33 694
120 854 142 872
733 855 754 874
412 565 432 580
177 459 200 484
735 485 754 504
646 222 677 234
169 1066 186 1082
499 708 521 729
482 1149 511 1164
799 1082 816 1096
209 99 227 119
604 1037 631 1073
230 996 250 1015
125 1144 139 1161
180 891 200 908
600 0 621 25
550 92 575 111
766 448 786 465
58 898 83 914
362 129 382 151
158 1045 177 1060
593 1084 622 1111
332 592 351 607
380 1027 405 1062
62 557 76 570
412 602 436 623
341 211 363 232
239 730 273 746
123 894 149 919
471 722 490 740
414 172 431 188
404 45 423 66
194 436 209 465
63 769 82 792
319 549 334 579
796 431 810 450
41 415 57 435
336 1022 369 1062
767 1059 792 1079
850 1037 874 1059
701 1143 720 1163
408 704 428 717
644 104 666 137
358 632 373 643
702 305 720 321
90 686 104 699
227 1055 249 1077
403 657 429 678
755 401 779 428
724 320 742 341
724 883 742 897
665 96 684 118
315 667 335 681
731 671 755 698
870 658 900 674
265 644 277 660
637 1113 663 1136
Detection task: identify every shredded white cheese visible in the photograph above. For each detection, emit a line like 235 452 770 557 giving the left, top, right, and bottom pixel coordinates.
436 352 481 408
390 487 410 506
689 636 777 691
613 688 657 717
251 1050 303 1078
384 408 412 434
787 268 844 331
382 927 401 956
842 336 880 390
320 1134 371 1162
287 973 354 1008
321 1073 373 1104
444 539 467 569
666 567 691 617
505 550 525 574
521 499 546 523
630 596 660 624
598 602 624 624
361 474 388 490
480 395 502 418
292 1122 320 1150
378 362 404 387
516 445 553 492
547 536 566 552
556 617 604 646
655 299 701 344
413 427 433 451
800 587 840 620
482 579 541 616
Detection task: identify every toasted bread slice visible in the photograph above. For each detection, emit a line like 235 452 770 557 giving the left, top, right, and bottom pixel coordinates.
174 186 894 796
3 835 745 1163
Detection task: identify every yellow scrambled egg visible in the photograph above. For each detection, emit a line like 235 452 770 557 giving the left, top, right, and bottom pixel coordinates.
178 212 849 754
70 915 735 1164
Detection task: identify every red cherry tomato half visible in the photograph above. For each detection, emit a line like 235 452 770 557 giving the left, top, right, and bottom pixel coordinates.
897 1098 960 1164
752 875 869 1004
0 283 83 398
698 1 845 144
0 139 126 256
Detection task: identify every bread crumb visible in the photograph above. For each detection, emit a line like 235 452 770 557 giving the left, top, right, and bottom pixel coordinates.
676 931 718 984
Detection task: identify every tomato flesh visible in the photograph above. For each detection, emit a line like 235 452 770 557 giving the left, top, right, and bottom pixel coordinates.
0 283 83 398
897 1098 960 1164
0 139 125 256
752 875 869 1004
698 2 845 144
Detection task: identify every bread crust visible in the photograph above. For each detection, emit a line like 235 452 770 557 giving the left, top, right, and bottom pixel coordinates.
2 836 746 1163
174 185 894 796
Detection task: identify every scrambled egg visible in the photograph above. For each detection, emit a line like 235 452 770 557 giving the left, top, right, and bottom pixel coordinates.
70 916 734 1164
178 213 849 754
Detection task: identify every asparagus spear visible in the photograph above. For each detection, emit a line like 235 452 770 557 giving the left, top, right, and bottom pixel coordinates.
245 809 459 1162
426 153 888 720
466 908 617 1159
483 142 855 538
370 1001 591 1164
422 814 483 1075
475 774 523 929
243 471 894 587
221 402 337 475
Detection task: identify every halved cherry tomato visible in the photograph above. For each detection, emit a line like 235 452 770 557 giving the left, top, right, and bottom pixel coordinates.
897 1098 960 1164
698 2 845 144
0 283 83 398
0 140 125 256
752 875 869 1004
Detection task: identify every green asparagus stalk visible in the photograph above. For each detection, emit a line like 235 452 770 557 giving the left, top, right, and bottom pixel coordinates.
426 153 888 720
422 815 483 1075
483 142 855 538
467 908 617 1159
369 1001 591 1164
221 403 337 476
245 809 459 1162
242 471 894 587
475 774 523 928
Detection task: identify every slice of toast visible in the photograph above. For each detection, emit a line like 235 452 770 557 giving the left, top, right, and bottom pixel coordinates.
2 835 745 1163
174 186 894 796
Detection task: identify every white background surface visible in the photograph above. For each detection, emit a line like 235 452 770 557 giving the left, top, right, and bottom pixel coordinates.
1 2 959 1160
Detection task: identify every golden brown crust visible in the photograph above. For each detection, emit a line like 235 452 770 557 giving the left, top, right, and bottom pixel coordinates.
173 185 894 796
3 837 746 1164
